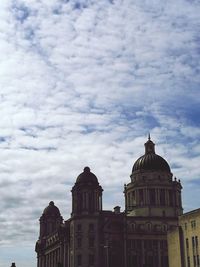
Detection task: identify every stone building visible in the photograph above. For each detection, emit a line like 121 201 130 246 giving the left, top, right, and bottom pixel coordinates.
35 136 183 267
168 208 200 267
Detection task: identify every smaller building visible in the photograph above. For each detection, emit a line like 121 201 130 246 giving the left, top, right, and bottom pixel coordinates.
168 208 200 267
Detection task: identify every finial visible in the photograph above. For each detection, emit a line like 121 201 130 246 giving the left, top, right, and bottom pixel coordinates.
49 201 54 206
148 132 151 140
84 166 90 172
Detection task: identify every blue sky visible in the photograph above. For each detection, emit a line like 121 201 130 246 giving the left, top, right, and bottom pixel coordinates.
0 0 200 266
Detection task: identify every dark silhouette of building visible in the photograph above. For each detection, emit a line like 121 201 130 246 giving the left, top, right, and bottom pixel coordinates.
35 136 183 267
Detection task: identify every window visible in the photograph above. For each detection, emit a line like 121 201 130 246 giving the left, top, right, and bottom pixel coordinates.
197 255 200 267
194 256 197 267
128 193 131 207
77 254 82 266
160 240 167 249
187 256 190 267
131 223 136 232
191 220 196 229
139 189 144 205
169 190 173 206
149 189 156 205
153 240 158 249
136 240 142 249
196 236 199 247
89 237 95 248
127 239 131 248
77 224 82 232
186 238 189 249
162 210 166 217
185 223 187 230
77 237 82 248
162 224 167 231
192 237 195 248
160 189 165 205
146 223 152 231
89 254 94 266
144 240 152 249
89 223 94 232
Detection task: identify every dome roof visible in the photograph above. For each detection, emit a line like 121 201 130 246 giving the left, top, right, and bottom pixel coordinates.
76 167 98 184
133 153 170 172
43 201 61 217
132 136 171 173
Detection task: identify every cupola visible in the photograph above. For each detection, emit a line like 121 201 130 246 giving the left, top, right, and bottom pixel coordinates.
132 135 171 173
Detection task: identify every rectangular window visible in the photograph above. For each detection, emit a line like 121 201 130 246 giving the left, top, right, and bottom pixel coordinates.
132 255 137 265
196 236 198 247
149 189 156 205
186 238 189 249
160 189 165 205
136 240 142 249
185 223 187 230
89 223 94 232
77 254 82 266
188 256 190 267
131 239 136 249
89 237 95 248
194 256 197 267
192 237 195 248
77 224 82 232
128 193 131 208
89 254 94 266
77 237 82 248
169 190 173 206
153 240 158 249
191 220 196 229
139 189 144 205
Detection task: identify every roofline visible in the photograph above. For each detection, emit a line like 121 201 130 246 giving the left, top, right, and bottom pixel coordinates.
181 208 200 217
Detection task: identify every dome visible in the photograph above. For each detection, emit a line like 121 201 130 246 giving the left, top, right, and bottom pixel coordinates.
133 153 171 173
43 201 61 217
76 167 98 184
132 136 171 173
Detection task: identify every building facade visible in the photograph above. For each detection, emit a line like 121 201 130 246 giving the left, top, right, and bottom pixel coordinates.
168 208 200 267
35 137 183 267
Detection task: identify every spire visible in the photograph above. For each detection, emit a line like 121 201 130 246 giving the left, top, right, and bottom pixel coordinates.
148 132 151 140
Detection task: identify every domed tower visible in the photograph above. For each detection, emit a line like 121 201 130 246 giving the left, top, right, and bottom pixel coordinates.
125 136 183 217
39 201 63 238
70 167 103 267
71 167 103 216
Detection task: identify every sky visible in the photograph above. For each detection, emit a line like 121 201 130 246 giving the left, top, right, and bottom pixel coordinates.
0 0 200 266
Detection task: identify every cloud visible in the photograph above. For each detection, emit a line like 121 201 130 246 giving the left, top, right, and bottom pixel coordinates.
0 0 200 266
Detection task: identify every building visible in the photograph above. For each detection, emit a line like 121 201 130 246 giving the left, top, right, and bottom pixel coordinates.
168 208 200 267
35 136 183 267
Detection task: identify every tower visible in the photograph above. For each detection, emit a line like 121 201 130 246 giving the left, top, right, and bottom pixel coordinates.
71 167 103 217
125 136 183 217
124 136 183 267
70 167 103 267
35 201 64 267
39 201 63 238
